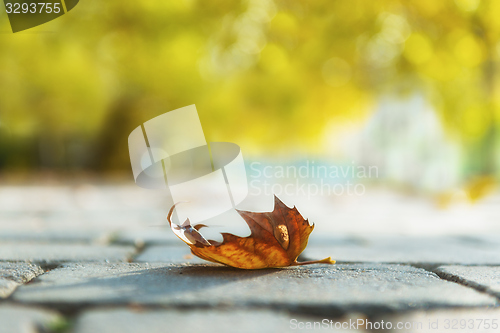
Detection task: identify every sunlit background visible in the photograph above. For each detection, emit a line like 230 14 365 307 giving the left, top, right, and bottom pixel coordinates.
1 0 500 205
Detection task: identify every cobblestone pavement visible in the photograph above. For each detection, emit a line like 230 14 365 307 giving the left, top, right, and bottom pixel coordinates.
0 182 499 332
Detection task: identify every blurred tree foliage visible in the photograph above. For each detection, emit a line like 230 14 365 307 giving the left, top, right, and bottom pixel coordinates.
0 0 499 179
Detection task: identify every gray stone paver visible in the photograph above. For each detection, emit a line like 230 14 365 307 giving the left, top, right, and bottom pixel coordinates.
73 308 368 333
0 304 63 333
0 262 44 298
12 263 496 313
134 245 207 264
303 236 500 265
0 243 137 265
0 211 168 244
2 185 500 331
0 229 111 244
436 266 500 298
112 229 178 247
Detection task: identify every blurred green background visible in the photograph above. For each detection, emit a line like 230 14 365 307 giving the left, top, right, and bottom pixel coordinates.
0 0 499 196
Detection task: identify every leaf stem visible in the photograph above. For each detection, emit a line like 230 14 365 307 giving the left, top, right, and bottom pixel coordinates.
292 257 335 266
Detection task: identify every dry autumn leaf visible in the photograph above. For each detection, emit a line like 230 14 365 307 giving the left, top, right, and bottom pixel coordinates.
167 195 335 269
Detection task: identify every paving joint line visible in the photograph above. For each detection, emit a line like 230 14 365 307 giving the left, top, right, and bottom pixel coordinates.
431 268 500 302
410 264 500 303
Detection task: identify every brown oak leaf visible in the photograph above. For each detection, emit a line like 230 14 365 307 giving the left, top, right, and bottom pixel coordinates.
167 195 335 269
